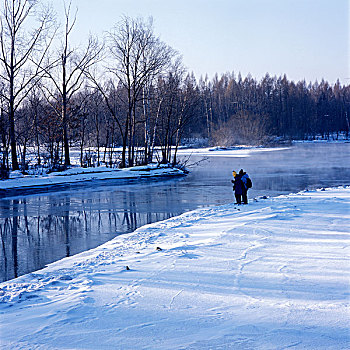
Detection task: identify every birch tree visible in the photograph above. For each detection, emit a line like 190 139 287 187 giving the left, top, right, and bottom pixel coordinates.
106 16 175 167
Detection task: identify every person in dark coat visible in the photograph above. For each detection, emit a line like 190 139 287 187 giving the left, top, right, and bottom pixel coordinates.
231 170 243 204
238 169 252 204
239 169 250 204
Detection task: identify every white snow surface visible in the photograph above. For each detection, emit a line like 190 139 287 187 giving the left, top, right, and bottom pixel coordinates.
1 187 349 349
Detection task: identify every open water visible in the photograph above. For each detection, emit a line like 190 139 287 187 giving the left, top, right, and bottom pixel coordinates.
1 142 349 282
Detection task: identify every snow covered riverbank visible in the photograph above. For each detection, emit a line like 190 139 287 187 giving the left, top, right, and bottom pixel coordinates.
0 164 186 193
1 187 349 349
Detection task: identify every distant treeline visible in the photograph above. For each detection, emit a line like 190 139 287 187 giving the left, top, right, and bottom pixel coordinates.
194 73 349 146
0 1 349 177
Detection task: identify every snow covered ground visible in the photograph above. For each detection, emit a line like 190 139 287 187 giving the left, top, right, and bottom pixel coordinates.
0 187 349 349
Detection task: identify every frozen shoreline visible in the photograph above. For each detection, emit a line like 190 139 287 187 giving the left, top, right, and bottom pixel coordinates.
0 186 349 349
4 141 348 193
0 164 186 193
1 141 347 193
0 146 288 194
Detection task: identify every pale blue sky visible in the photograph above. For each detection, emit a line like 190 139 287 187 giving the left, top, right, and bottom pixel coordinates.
52 0 348 84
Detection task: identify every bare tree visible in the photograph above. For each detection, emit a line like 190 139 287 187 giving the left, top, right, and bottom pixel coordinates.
106 16 175 167
26 87 44 166
84 89 106 166
0 80 9 177
40 1 102 167
157 61 193 164
172 73 200 165
211 110 268 147
0 0 54 170
199 75 213 140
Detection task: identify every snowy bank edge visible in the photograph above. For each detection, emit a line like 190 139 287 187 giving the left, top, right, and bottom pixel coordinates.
0 185 349 301
0 165 186 193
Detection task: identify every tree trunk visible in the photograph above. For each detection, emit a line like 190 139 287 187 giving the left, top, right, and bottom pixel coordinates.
35 121 41 166
96 122 100 167
63 123 70 166
143 89 149 164
9 81 19 170
62 70 70 167
21 140 27 170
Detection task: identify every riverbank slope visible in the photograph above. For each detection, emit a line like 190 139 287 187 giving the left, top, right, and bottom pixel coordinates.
0 187 349 349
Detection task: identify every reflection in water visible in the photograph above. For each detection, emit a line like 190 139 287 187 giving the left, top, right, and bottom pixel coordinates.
12 200 18 279
1 143 350 282
0 185 182 282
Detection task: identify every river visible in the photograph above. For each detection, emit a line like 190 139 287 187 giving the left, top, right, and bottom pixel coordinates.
1 142 349 282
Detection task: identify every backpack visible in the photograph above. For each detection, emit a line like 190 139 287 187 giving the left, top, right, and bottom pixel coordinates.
246 177 252 189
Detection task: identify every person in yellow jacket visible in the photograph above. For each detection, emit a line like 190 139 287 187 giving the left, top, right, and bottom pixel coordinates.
231 170 243 204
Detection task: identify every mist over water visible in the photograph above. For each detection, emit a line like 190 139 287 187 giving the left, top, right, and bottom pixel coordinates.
1 143 349 282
